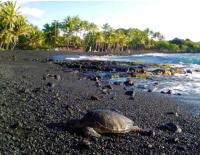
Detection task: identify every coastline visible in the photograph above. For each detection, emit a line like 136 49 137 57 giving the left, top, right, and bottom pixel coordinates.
0 50 200 154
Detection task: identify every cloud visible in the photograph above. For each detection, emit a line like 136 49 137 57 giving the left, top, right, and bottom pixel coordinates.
19 7 44 19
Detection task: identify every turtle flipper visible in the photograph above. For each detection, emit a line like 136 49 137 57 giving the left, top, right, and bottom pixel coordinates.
83 127 101 138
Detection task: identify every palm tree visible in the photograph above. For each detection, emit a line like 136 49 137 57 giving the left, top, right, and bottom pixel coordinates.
0 1 28 49
18 24 44 49
43 21 60 48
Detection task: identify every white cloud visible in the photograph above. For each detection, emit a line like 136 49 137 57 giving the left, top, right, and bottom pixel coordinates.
98 0 200 41
19 7 44 19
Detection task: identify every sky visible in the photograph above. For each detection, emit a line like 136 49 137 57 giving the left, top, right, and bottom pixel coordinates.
7 0 200 41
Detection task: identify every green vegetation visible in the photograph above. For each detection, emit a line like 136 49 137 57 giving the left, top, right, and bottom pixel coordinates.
1 1 200 52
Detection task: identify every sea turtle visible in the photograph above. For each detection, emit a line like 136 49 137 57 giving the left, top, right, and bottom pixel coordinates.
70 109 151 138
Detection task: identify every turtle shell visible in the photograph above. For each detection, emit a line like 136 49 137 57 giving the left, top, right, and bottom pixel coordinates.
80 109 135 133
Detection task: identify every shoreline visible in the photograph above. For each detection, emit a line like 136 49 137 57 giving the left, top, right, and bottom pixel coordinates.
0 50 200 154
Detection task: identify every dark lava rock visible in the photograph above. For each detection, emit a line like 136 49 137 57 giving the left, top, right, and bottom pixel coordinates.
124 78 135 86
43 76 47 80
47 82 55 88
166 112 179 117
186 69 192 74
161 90 172 95
166 137 179 143
140 130 155 136
54 74 61 80
154 81 160 86
113 81 123 85
177 145 187 151
159 123 182 133
167 90 172 94
102 88 108 94
32 87 41 93
90 95 100 101
129 96 135 100
125 90 136 97
9 122 20 129
103 84 113 90
152 69 166 75
96 81 101 87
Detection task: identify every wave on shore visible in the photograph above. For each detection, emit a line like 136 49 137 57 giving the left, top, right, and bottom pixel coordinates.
50 53 200 107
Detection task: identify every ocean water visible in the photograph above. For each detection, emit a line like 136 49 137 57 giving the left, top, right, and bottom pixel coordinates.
50 53 200 114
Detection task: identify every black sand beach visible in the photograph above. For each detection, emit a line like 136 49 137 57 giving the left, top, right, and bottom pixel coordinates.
0 51 200 154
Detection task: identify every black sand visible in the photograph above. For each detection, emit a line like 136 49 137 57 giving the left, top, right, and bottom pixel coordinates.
0 51 199 154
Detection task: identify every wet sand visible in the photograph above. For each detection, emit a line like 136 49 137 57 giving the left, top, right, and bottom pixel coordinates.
0 50 199 154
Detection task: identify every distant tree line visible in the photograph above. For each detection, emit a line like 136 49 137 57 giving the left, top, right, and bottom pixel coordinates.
1 1 200 53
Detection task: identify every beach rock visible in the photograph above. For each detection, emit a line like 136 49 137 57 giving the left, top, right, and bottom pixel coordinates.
96 81 101 87
152 69 166 75
125 90 136 97
147 144 153 149
170 68 183 75
90 95 100 100
42 76 47 80
54 74 61 80
103 84 113 90
166 137 179 143
186 69 192 74
166 112 179 117
154 81 160 86
124 78 135 86
102 88 108 94
47 82 55 88
90 76 99 81
177 145 187 151
113 81 119 85
167 90 172 94
140 130 155 136
160 123 182 133
9 122 20 129
194 69 200 72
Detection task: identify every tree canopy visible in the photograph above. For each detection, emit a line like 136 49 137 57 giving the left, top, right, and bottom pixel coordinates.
1 1 200 52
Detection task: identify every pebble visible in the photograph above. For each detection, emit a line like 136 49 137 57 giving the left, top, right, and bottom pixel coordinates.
90 95 100 100
167 137 179 143
43 76 47 80
54 75 61 80
124 78 135 86
96 81 101 87
167 90 172 94
9 122 20 129
125 90 136 97
160 123 182 133
147 144 153 148
186 69 192 74
102 88 108 94
166 112 179 117
177 145 187 151
103 85 113 90
140 130 155 136
113 81 123 85
47 82 55 88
